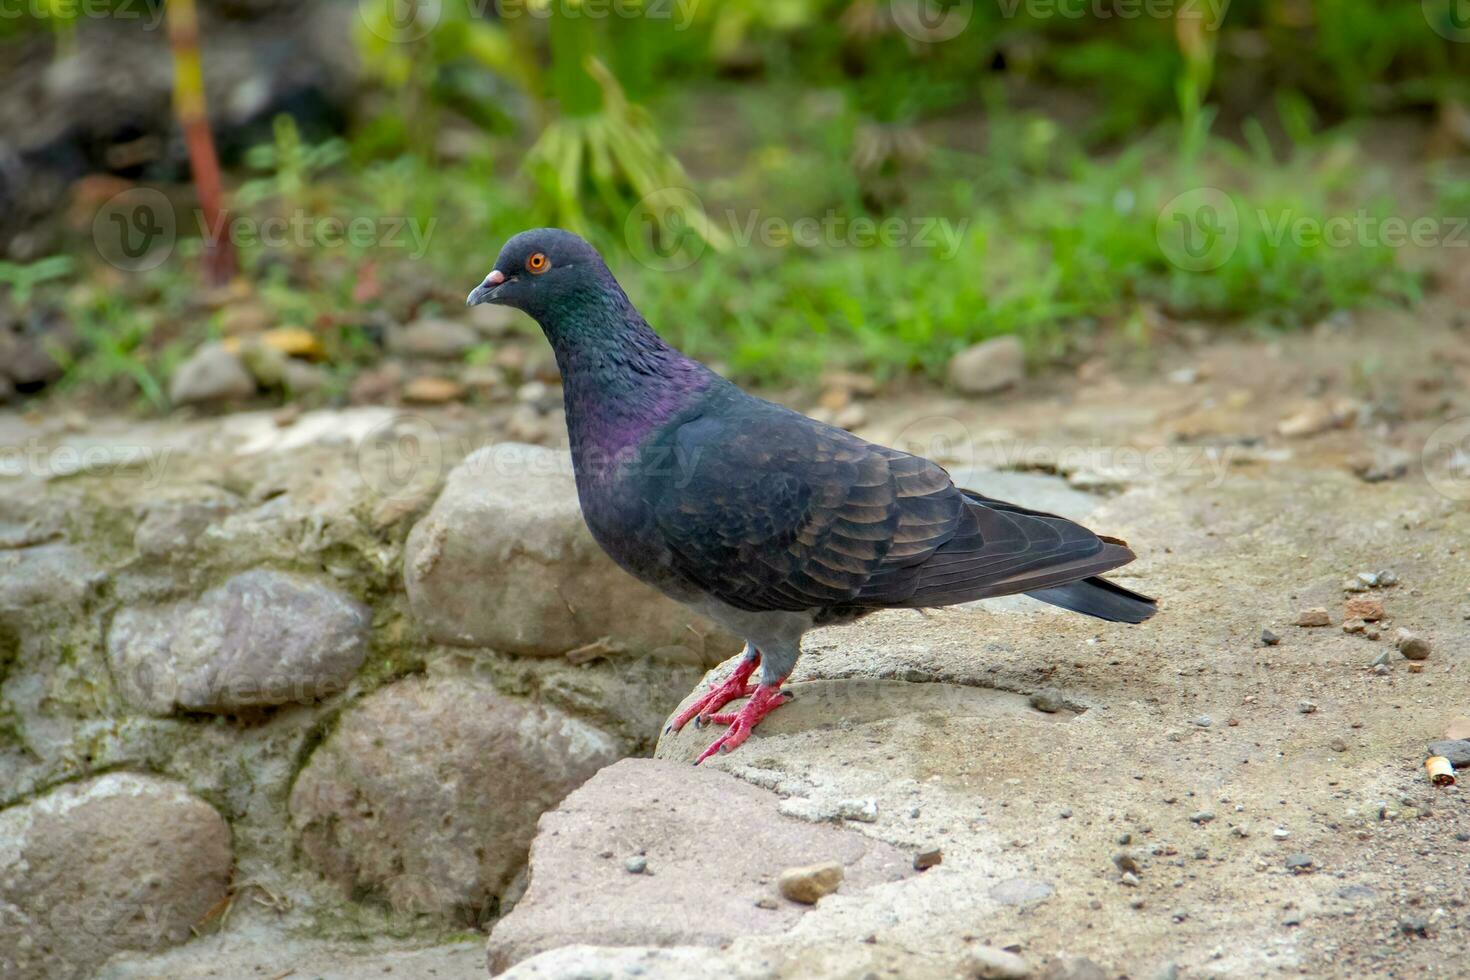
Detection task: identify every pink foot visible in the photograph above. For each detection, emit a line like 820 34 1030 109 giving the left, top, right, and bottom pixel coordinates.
694 682 790 764
665 652 760 734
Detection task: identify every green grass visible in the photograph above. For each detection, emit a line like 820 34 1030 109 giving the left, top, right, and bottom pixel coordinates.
28 96 1442 405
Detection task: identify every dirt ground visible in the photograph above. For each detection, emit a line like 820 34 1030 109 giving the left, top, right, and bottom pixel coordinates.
14 290 1470 979
651 294 1470 978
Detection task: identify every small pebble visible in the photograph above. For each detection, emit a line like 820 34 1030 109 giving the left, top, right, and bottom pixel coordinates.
1298 701 1318 715
1285 853 1315 872
1120 871 1141 887
1370 650 1392 667
1329 738 1348 752
1193 715 1213 728
1342 619 1365 634
1030 690 1064 713
1373 664 1391 676
754 897 778 910
913 847 943 871
1296 608 1330 627
1260 628 1280 646
777 862 843 904
1189 811 1215 824
1273 828 1291 840
624 856 647 874
1396 629 1431 661
1113 851 1141 874
966 946 1031 979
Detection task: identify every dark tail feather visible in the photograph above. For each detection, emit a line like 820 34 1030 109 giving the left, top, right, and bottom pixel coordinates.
1027 576 1157 623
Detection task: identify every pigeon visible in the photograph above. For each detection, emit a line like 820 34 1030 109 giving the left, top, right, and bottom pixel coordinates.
468 228 1156 763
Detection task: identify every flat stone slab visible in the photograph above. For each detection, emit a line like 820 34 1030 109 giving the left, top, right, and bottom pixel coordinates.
485 758 914 974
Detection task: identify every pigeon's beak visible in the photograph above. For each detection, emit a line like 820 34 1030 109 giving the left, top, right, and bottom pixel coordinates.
465 269 506 307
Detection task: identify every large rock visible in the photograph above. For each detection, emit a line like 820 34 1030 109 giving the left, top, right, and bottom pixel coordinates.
948 335 1025 395
106 569 370 714
485 759 914 973
0 773 233 980
289 673 620 926
404 444 732 662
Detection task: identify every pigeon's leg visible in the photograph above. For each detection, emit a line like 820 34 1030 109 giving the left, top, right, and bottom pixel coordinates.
664 643 760 734
692 637 799 764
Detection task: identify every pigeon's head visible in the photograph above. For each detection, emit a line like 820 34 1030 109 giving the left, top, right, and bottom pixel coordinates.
465 228 608 317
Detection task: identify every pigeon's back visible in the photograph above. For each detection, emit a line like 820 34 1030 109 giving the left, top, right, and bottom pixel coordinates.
624 383 1155 624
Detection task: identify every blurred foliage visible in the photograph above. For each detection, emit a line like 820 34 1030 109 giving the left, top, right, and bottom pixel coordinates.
4 0 1467 401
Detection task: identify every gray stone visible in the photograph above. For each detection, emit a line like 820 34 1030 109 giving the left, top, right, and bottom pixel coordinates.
0 773 232 980
404 444 733 661
989 877 1054 907
1427 740 1470 769
485 758 913 973
387 318 479 360
290 672 620 926
0 542 103 617
106 569 369 714
948 335 1025 395
168 343 255 405
1395 629 1431 661
132 498 235 559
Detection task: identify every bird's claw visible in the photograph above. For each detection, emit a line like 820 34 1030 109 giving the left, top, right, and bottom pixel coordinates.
692 683 788 765
666 653 760 734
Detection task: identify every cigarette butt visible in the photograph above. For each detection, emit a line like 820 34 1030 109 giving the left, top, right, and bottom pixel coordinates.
1426 756 1456 787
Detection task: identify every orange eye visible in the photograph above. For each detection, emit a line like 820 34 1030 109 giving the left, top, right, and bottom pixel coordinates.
527 252 549 274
